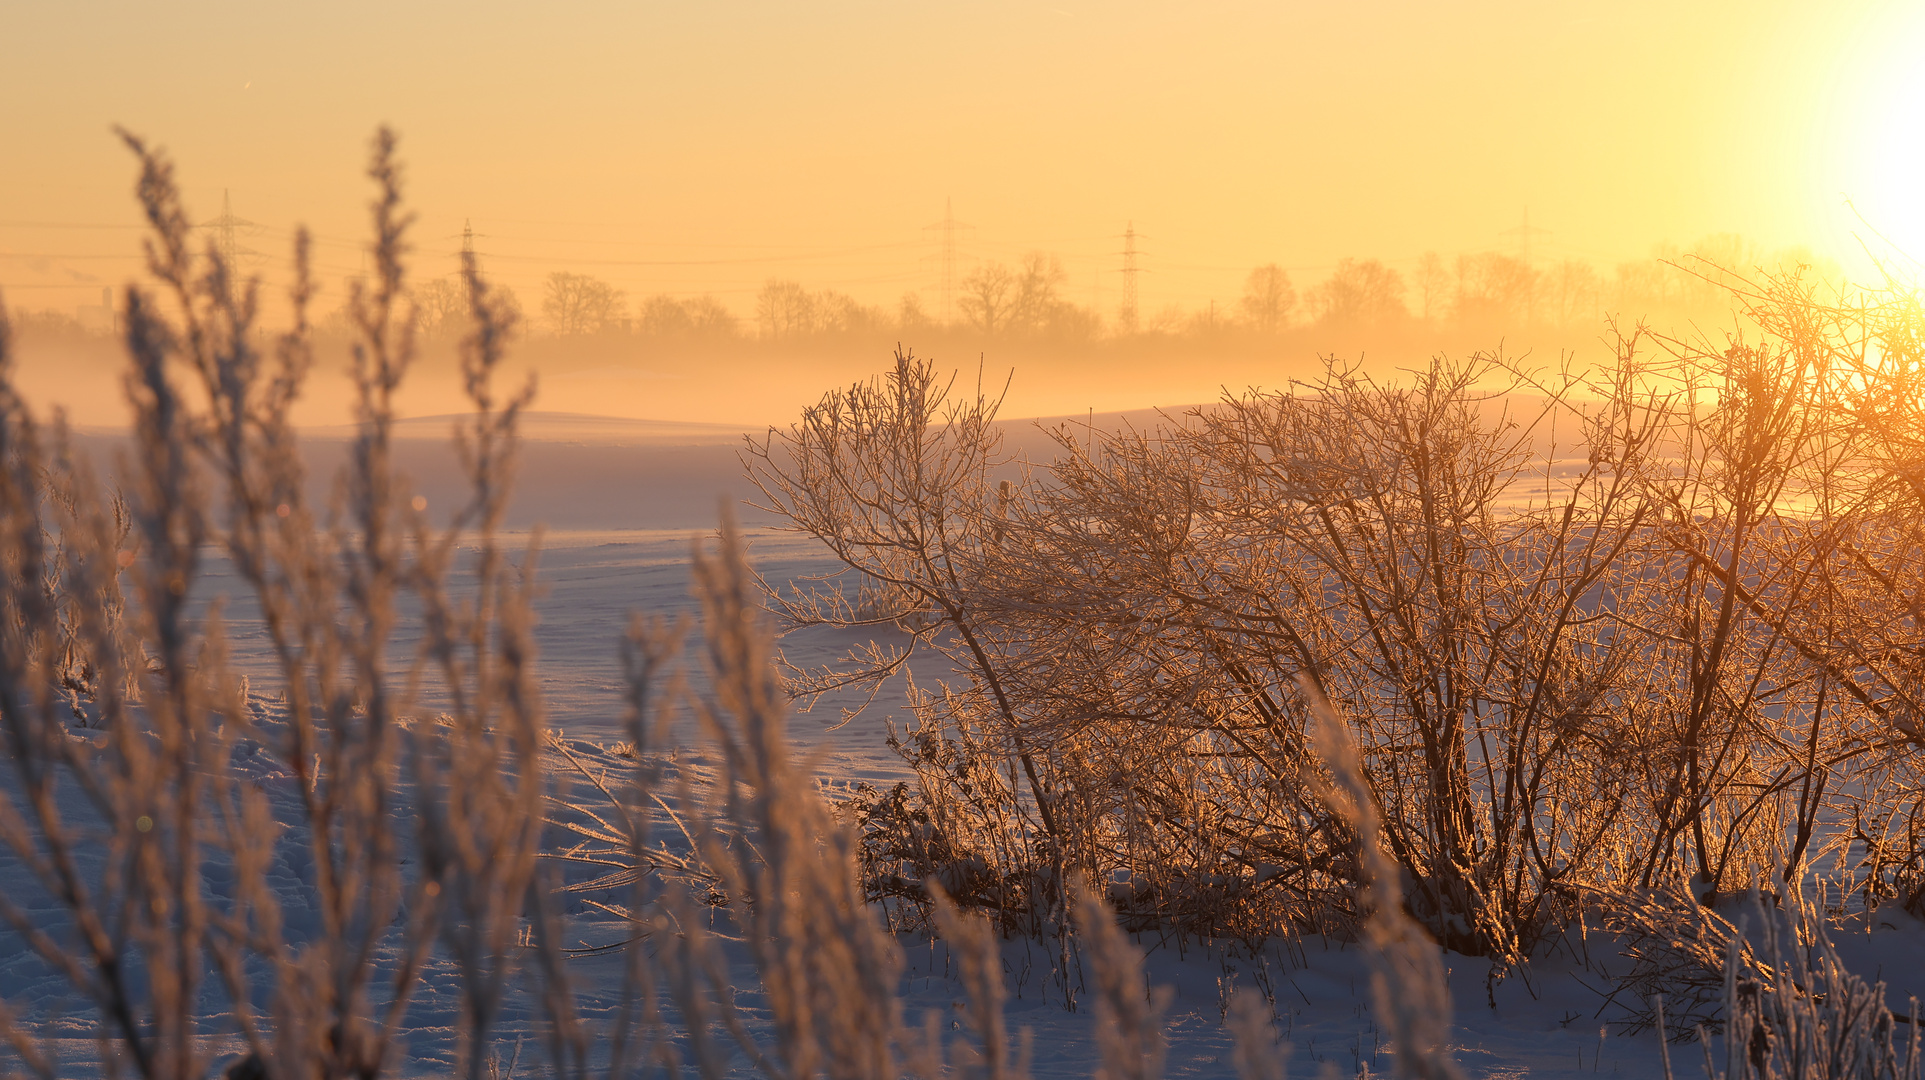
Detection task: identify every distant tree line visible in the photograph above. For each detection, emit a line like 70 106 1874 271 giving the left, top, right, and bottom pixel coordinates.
3 234 1841 346
514 235 1841 342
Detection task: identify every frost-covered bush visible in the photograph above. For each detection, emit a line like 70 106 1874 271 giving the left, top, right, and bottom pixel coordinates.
748 274 1925 990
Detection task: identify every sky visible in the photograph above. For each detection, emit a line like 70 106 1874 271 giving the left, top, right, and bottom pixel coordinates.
3 0 1924 344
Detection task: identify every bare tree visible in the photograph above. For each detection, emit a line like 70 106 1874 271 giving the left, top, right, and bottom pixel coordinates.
542 270 625 335
897 291 935 335
1413 252 1449 322
1306 258 1407 326
640 293 740 338
1452 252 1538 328
1009 252 1068 334
1545 259 1601 328
744 277 1925 980
413 276 467 338
1238 264 1295 333
958 263 1015 336
814 289 887 335
638 293 697 336
743 350 1072 929
757 279 817 339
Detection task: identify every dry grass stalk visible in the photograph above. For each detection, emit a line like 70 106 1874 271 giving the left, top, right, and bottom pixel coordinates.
1304 681 1463 1080
0 128 567 1080
1698 881 1920 1080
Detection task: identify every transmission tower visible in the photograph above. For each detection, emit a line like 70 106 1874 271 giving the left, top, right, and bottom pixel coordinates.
199 190 261 271
1499 207 1554 326
1119 221 1142 333
922 199 973 321
1500 207 1553 267
446 219 491 272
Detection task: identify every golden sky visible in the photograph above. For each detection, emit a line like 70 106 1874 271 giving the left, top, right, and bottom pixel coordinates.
3 0 1922 325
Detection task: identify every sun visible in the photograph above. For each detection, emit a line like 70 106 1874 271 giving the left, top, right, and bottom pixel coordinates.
1853 68 1925 258
1823 8 1925 267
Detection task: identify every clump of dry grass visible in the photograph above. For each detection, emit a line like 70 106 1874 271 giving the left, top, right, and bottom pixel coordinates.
1305 681 1463 1080
0 126 568 1080
1678 880 1921 1080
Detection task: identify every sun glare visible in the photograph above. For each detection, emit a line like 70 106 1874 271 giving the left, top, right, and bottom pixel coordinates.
1825 8 1925 266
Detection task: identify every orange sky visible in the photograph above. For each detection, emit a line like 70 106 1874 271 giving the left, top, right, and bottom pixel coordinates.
3 0 1922 332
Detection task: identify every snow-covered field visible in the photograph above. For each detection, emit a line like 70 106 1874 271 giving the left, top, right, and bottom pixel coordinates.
188 524 1925 1079
9 419 1925 1080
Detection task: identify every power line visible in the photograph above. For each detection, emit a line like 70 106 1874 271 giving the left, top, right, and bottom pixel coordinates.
0 282 119 290
0 220 144 230
423 240 924 269
0 253 142 261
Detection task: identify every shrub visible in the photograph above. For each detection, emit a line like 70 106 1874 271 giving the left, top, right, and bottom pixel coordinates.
747 271 1925 996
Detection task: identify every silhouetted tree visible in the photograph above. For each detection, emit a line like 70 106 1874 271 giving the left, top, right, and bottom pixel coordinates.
1048 302 1104 340
959 262 1015 335
413 277 467 337
1414 251 1450 322
1606 234 1842 328
1307 257 1407 325
1009 253 1067 333
1238 264 1296 333
1545 259 1601 328
814 289 887 335
639 294 740 337
757 279 816 339
639 294 696 335
754 280 887 338
898 292 935 335
681 294 738 335
542 270 625 335
1453 253 1537 327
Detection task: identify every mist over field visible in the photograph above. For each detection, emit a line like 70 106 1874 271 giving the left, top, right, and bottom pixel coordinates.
1 228 1848 430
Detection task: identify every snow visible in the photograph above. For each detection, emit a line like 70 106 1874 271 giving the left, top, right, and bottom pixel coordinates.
7 423 1925 1079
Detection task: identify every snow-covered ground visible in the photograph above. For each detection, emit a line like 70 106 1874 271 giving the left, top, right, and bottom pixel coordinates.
196 526 939 785
10 416 1925 1079
195 524 1925 1079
